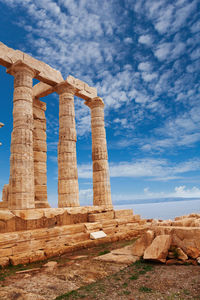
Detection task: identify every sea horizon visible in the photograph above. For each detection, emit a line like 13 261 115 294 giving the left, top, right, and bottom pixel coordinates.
114 198 200 220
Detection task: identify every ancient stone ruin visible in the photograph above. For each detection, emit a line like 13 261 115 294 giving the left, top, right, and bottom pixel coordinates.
0 42 145 267
0 42 199 269
0 42 112 210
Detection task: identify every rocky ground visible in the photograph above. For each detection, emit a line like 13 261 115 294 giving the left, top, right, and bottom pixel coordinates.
0 238 200 300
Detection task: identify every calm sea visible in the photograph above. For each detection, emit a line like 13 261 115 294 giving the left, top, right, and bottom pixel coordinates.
114 199 200 220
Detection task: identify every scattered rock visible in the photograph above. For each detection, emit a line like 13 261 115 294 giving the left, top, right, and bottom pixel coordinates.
132 230 154 257
166 259 184 265
112 245 133 255
197 257 200 264
57 274 67 281
16 268 40 274
43 261 58 272
94 252 139 264
186 259 198 266
186 247 200 259
143 235 172 263
176 247 188 261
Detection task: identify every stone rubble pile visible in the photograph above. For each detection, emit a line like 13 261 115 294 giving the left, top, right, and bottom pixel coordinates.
147 213 200 227
132 213 200 266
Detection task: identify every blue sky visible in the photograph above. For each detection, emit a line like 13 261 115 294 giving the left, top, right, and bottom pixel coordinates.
0 0 200 208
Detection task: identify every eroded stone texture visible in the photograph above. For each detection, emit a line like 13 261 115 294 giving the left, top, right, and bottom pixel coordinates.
56 83 79 207
7 61 36 209
0 184 9 208
85 97 112 208
0 42 63 85
33 98 49 208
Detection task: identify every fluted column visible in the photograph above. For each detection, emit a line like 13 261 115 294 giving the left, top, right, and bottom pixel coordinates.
56 83 79 207
7 61 36 209
85 97 112 208
33 97 49 208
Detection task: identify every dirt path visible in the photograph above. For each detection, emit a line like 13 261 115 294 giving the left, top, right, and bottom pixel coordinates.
0 239 200 300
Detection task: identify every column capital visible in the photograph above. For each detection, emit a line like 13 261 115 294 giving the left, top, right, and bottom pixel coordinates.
55 81 76 95
85 97 104 109
6 60 38 77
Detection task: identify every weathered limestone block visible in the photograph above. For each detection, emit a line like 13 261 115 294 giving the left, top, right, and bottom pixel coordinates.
101 219 118 228
58 179 79 194
84 222 102 232
66 75 97 100
0 42 64 85
93 160 109 172
58 167 78 180
1 184 9 206
0 247 13 258
103 227 117 235
59 115 75 127
58 141 76 154
34 119 46 131
88 211 114 222
34 151 47 162
186 246 200 258
59 128 77 141
176 247 188 261
29 250 46 263
0 257 9 267
33 140 47 152
33 107 46 120
143 235 172 263
10 253 30 265
116 217 137 225
33 129 46 141
114 209 134 219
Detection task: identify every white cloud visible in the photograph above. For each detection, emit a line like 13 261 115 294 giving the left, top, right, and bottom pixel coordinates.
190 48 200 60
124 37 133 44
79 188 93 205
112 185 200 203
77 158 200 181
191 20 200 33
138 34 153 46
174 185 200 198
142 72 158 82
78 163 92 179
154 43 172 61
138 62 152 72
154 4 174 34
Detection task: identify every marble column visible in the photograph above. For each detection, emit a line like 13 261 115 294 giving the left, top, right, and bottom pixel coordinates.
7 61 36 209
33 97 49 208
85 97 112 208
56 84 79 207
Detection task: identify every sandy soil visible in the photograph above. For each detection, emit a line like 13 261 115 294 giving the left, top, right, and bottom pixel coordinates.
0 239 199 300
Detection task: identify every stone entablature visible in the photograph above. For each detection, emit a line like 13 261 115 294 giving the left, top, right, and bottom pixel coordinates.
0 41 112 210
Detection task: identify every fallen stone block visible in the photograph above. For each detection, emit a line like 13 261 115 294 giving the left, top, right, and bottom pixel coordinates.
10 253 30 265
94 253 138 264
29 250 45 263
132 230 154 257
176 247 188 261
166 259 185 265
186 246 200 259
143 234 172 263
0 256 9 267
